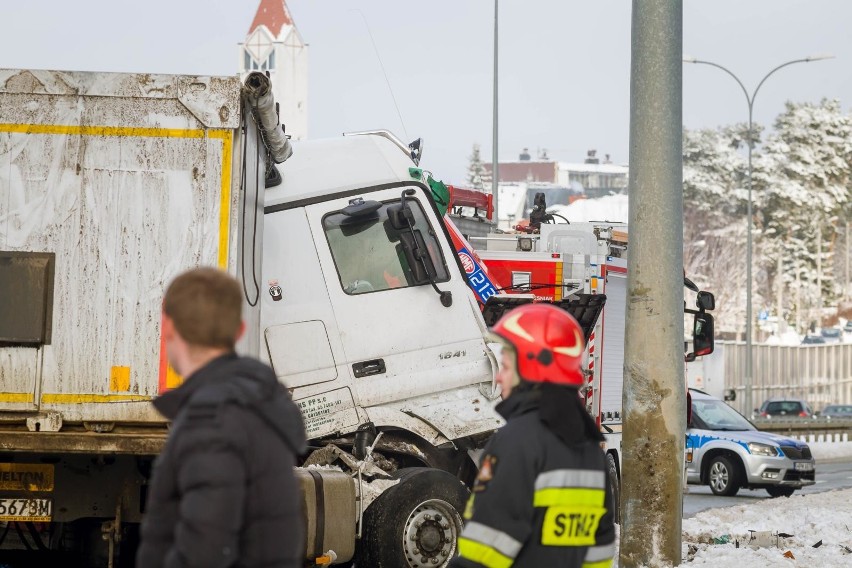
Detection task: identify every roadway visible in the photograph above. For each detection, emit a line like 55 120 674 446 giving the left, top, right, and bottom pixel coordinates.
683 457 852 518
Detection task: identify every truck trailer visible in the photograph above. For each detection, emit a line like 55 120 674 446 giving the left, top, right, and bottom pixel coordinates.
0 68 508 567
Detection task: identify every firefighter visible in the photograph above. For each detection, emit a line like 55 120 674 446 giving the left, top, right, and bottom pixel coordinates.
450 303 615 568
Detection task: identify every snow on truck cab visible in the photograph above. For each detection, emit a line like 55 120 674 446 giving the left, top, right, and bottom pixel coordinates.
0 68 502 567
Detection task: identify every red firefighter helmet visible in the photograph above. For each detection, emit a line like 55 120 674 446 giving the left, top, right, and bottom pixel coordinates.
490 303 585 387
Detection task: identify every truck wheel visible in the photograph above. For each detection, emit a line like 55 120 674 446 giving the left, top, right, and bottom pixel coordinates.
765 486 796 498
707 456 740 496
358 468 468 568
606 453 621 524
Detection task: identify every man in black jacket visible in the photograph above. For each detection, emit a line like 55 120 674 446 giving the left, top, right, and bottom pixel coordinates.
451 303 615 568
137 267 307 568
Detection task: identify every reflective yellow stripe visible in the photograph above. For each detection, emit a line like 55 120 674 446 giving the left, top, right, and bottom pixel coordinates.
534 487 605 508
463 494 475 520
554 261 563 301
458 537 514 568
0 393 152 404
462 522 522 559
0 124 233 268
41 393 151 404
0 393 34 404
585 543 615 562
535 469 605 491
582 559 613 568
0 124 208 138
211 129 233 269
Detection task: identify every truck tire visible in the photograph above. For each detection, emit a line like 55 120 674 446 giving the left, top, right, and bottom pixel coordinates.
765 486 796 498
357 468 468 568
606 452 621 524
707 455 740 496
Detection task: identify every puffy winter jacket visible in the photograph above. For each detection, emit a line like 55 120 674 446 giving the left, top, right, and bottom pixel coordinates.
136 353 307 568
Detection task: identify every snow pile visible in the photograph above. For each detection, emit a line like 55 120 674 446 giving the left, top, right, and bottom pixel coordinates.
809 440 852 460
549 193 628 223
763 329 805 346
681 489 852 566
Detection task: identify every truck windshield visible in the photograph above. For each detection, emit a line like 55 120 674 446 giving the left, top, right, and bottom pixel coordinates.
323 197 449 295
691 398 755 432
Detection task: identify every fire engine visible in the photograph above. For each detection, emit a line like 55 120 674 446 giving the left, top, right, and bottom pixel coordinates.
441 190 716 521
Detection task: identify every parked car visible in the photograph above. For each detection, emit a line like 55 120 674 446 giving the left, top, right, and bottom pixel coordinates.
843 321 852 333
801 334 826 345
687 389 815 498
822 404 852 418
757 398 814 418
820 327 842 343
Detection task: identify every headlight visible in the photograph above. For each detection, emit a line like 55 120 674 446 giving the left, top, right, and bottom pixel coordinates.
747 442 779 456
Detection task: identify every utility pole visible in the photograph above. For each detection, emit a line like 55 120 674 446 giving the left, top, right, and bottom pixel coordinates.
816 225 823 325
776 255 784 334
491 0 499 226
844 219 852 300
621 1 685 566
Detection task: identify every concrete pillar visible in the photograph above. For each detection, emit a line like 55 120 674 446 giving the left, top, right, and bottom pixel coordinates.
621 1 685 565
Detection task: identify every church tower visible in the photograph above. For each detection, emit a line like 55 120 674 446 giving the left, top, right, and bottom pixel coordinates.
239 0 308 140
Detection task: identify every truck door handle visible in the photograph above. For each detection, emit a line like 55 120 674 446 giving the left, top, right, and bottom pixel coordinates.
352 359 386 378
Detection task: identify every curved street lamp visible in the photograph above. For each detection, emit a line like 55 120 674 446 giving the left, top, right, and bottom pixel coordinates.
682 54 834 416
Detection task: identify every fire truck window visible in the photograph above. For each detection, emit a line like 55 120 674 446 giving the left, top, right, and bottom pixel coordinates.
323 197 449 295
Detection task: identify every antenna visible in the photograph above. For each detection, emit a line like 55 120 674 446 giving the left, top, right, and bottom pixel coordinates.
352 9 408 140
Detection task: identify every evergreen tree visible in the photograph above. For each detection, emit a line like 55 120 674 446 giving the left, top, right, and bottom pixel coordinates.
466 143 491 189
682 125 749 336
683 100 852 334
758 99 852 328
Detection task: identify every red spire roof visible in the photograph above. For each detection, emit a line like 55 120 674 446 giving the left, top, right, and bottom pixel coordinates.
248 0 293 38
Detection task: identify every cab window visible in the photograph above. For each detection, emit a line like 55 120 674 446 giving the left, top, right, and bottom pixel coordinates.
323 198 449 295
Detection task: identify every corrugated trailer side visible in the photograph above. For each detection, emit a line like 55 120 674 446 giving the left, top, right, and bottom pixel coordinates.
0 69 243 440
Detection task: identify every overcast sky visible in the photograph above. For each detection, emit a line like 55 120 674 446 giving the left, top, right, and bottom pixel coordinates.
1 1 849 183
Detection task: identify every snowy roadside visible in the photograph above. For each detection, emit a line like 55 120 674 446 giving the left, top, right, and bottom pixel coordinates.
681 488 852 567
613 441 852 566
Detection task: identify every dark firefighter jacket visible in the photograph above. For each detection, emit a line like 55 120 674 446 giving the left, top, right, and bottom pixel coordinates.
450 385 615 568
136 353 307 568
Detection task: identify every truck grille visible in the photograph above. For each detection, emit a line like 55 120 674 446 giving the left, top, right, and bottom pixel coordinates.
780 446 812 460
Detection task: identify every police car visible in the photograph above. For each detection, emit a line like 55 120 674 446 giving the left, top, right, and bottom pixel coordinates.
686 389 816 497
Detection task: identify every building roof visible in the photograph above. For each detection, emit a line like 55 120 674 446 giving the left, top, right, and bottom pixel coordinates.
248 0 294 38
558 162 629 175
483 161 558 183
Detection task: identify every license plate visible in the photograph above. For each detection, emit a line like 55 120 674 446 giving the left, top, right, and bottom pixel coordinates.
794 462 814 472
0 498 52 521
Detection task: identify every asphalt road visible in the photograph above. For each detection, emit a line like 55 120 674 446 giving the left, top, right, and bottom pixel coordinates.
683 457 852 518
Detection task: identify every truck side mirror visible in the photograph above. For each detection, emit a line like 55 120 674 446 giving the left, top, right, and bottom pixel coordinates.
387 202 415 230
688 312 714 359
696 291 715 311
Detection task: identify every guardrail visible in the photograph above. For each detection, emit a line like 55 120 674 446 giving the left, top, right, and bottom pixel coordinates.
751 417 852 438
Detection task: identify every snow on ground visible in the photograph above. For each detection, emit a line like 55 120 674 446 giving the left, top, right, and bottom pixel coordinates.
611 441 852 566
681 489 852 567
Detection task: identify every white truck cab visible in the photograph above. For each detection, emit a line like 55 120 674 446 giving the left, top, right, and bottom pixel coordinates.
260 134 501 448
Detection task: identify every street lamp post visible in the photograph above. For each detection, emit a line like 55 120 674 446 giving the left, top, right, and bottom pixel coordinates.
492 0 499 226
682 55 833 416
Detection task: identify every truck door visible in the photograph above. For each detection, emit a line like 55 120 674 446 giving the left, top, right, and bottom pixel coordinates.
305 187 493 416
